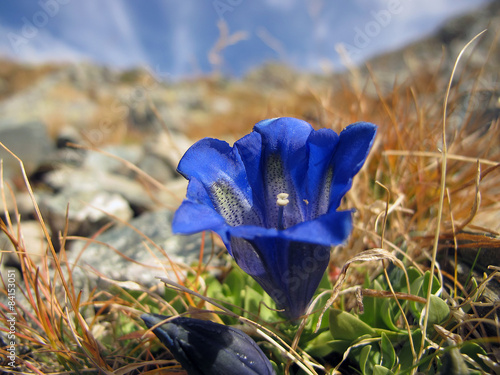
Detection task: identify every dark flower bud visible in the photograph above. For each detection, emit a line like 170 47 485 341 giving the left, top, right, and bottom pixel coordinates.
142 313 275 375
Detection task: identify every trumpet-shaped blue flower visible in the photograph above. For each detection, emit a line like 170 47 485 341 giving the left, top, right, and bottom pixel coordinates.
142 313 275 375
173 117 377 320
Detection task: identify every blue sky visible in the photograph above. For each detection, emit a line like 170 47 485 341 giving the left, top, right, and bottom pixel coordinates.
0 0 490 79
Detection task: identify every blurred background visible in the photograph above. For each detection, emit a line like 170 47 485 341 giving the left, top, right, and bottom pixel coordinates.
0 0 497 280
0 0 492 79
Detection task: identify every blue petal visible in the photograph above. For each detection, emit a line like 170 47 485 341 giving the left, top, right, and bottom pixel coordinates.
303 128 340 219
329 122 377 209
227 235 331 320
177 138 244 187
172 199 226 236
176 137 263 227
251 239 330 320
233 131 266 216
252 117 314 228
227 210 352 247
225 210 352 319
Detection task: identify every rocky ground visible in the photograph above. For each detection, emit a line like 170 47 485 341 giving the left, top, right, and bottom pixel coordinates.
0 1 498 291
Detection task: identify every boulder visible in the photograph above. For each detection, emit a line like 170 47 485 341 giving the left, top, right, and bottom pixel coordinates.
67 209 223 289
43 166 158 212
38 189 133 244
0 119 54 179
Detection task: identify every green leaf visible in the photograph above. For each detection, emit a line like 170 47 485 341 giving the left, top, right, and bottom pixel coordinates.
304 330 351 357
419 271 442 296
259 291 278 321
406 267 422 286
380 332 396 369
427 295 450 325
380 298 400 332
373 364 394 375
397 329 422 372
329 309 376 342
223 268 245 305
409 271 448 323
359 344 372 375
360 279 384 328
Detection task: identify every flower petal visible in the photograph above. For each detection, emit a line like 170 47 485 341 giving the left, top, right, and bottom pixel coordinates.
227 235 331 320
329 122 377 209
227 210 352 247
176 137 263 227
177 138 246 189
224 210 352 319
252 117 313 228
172 199 226 236
303 128 340 218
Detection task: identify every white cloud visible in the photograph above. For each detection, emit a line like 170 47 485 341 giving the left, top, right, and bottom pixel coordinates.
158 1 199 77
0 0 149 68
264 0 298 11
0 23 87 63
54 1 148 67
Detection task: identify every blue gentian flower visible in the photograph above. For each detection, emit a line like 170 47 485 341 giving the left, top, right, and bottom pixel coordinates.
141 313 275 375
173 117 377 320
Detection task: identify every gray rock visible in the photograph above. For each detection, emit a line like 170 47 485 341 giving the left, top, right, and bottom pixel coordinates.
67 209 223 289
136 153 175 184
0 75 98 130
135 131 192 183
0 119 54 179
83 144 144 175
39 189 133 239
127 99 161 132
146 131 192 172
44 166 157 211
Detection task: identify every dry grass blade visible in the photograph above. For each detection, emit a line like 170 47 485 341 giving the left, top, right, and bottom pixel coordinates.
418 29 487 366
0 141 126 372
315 248 406 332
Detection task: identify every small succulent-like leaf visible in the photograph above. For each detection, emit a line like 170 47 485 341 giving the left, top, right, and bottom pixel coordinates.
415 271 441 296
359 344 373 375
397 329 423 372
373 364 394 375
380 332 396 369
427 295 450 325
380 298 400 332
410 271 448 323
360 279 384 328
304 331 351 357
243 285 262 317
329 309 377 341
